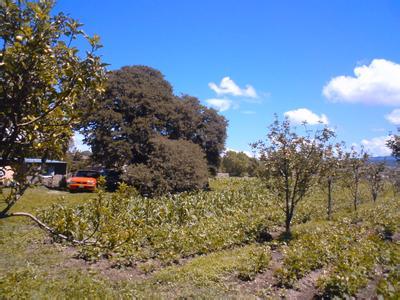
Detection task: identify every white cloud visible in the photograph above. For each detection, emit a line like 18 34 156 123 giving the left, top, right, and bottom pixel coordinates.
323 59 400 105
361 136 391 156
209 77 258 98
284 108 329 125
205 98 233 112
386 109 400 125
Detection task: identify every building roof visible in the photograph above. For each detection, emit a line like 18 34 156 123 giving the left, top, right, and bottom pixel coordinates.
24 158 66 164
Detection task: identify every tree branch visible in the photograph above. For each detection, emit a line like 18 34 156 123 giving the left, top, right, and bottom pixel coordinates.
16 95 70 127
1 212 97 246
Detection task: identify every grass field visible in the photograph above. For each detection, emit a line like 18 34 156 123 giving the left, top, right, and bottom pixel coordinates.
1 179 399 299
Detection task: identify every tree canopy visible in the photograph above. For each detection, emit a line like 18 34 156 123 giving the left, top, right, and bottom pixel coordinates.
79 65 227 175
0 0 105 219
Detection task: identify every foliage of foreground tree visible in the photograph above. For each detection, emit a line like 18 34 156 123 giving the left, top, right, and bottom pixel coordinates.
0 0 106 236
79 66 227 176
252 118 335 236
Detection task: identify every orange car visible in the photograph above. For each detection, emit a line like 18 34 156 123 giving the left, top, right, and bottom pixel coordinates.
67 170 100 192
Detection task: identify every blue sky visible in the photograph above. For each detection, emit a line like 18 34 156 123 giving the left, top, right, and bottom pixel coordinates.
56 0 400 156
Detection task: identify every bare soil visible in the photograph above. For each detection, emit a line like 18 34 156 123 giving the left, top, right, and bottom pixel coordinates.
284 269 324 300
58 246 151 282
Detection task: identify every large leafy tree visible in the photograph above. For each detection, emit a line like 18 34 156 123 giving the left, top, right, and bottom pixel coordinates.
80 66 227 174
252 117 335 237
172 95 227 175
0 0 106 231
80 66 177 168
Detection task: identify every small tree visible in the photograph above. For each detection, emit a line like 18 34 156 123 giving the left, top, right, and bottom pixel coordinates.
343 148 368 211
319 142 344 220
0 0 105 236
365 162 385 202
252 117 335 237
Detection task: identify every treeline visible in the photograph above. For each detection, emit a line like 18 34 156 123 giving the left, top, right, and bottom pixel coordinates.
220 151 260 177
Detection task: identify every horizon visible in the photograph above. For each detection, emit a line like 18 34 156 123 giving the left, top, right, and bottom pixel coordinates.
57 0 400 157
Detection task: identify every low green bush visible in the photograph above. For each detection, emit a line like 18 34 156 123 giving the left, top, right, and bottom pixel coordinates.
314 199 400 297
275 221 361 287
377 243 400 299
377 267 400 299
237 246 271 281
122 137 209 197
317 235 382 297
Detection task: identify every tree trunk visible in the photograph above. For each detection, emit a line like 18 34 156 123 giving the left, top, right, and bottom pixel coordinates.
284 202 293 239
0 201 15 217
285 215 291 238
354 181 359 211
372 191 377 202
327 177 333 220
0 188 24 217
284 180 291 238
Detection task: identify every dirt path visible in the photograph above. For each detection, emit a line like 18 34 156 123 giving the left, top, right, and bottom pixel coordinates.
284 269 324 300
234 245 326 299
355 265 384 299
57 245 155 282
236 248 283 295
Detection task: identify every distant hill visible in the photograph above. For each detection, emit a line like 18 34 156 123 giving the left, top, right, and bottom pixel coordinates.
369 156 397 167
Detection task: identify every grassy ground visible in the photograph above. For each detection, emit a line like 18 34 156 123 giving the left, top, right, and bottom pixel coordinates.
0 182 399 299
